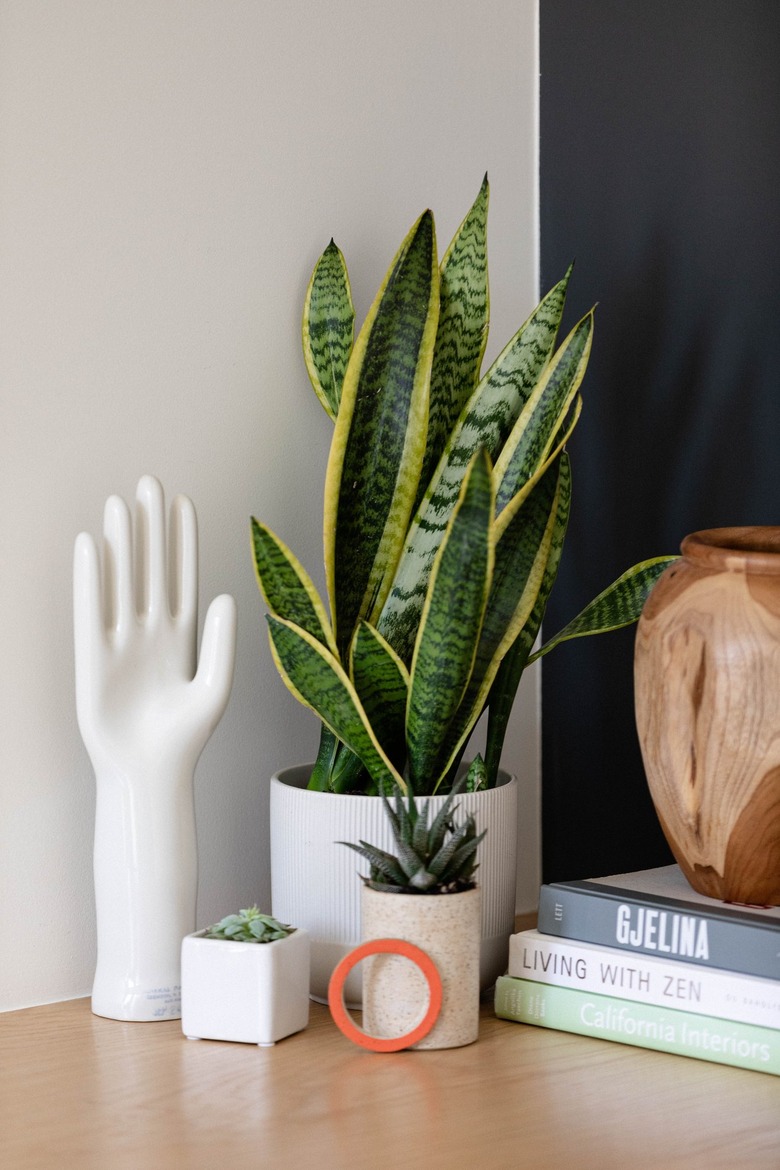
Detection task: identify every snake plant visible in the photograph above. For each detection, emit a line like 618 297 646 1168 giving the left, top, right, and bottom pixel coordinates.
252 178 675 796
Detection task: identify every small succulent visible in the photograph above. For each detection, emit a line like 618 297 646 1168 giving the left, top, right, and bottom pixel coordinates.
341 776 486 895
204 907 293 943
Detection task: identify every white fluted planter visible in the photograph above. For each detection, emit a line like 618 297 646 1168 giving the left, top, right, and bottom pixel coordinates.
270 764 518 1003
362 885 481 1049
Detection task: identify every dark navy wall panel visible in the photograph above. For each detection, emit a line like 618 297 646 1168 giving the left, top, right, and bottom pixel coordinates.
540 1 780 880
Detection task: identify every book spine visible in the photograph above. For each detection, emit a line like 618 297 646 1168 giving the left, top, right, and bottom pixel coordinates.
494 976 780 1076
537 883 779 979
508 932 780 1029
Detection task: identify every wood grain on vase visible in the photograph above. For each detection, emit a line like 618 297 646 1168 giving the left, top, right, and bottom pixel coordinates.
635 528 780 906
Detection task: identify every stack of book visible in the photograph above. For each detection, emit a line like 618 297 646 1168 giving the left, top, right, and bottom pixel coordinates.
495 864 780 1075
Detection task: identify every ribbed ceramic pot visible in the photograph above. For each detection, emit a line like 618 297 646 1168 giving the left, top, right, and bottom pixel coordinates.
270 764 518 1003
634 527 780 905
361 885 481 1050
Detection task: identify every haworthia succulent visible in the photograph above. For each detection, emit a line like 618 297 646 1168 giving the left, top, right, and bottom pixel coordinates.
406 450 494 792
340 841 409 888
418 176 490 507
378 269 572 665
266 615 405 794
483 453 573 784
350 622 409 769
529 555 679 662
493 311 593 515
324 210 440 655
302 240 355 421
251 518 337 653
429 455 570 790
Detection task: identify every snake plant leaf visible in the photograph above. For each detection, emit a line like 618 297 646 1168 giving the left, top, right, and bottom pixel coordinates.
494 394 582 541
483 455 573 784
476 455 566 679
493 310 593 516
418 175 490 506
529 555 680 662
465 753 488 791
378 267 572 664
266 615 405 794
430 454 571 790
350 622 410 769
302 240 355 421
251 518 337 654
406 450 495 792
308 725 341 792
324 210 440 655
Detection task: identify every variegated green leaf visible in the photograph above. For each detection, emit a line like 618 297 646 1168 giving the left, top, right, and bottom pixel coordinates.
406 450 494 792
493 310 593 515
308 725 341 792
251 518 337 653
494 394 582 541
483 453 573 784
430 454 571 790
324 210 440 655
266 615 404 794
529 556 679 662
350 622 409 770
302 240 355 420
474 455 565 680
418 175 490 506
378 268 572 664
465 753 488 791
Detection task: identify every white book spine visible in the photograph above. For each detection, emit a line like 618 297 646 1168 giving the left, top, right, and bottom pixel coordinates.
509 930 780 1029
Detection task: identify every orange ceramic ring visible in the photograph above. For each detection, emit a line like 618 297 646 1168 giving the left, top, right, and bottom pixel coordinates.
328 937 443 1052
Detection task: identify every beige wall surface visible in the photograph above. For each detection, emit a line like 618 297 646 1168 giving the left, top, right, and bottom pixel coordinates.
0 0 539 1010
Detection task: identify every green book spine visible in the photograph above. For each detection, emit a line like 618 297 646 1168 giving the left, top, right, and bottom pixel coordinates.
494 975 780 1076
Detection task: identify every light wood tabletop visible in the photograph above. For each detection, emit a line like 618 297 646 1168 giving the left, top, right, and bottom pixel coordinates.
2 986 779 1170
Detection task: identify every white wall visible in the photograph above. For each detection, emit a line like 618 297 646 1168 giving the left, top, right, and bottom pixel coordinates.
0 0 540 1011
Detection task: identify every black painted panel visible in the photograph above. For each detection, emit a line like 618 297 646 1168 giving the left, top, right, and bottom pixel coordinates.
540 1 780 880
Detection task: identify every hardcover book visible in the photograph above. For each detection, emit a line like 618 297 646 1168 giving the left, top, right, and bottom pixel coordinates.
537 865 780 979
509 929 780 1029
494 976 780 1076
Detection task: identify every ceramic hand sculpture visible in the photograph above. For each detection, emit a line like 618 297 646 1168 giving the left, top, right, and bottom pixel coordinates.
74 476 237 1021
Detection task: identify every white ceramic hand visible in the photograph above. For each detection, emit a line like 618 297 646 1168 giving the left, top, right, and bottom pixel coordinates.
74 476 237 1021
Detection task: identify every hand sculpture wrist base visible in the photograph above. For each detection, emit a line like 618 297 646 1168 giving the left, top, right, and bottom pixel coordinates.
74 477 237 1022
91 765 198 1020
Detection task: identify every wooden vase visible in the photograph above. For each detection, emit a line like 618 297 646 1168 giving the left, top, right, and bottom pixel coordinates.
634 527 780 906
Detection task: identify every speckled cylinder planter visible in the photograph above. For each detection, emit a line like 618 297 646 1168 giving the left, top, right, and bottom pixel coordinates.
361 885 481 1050
270 765 518 1004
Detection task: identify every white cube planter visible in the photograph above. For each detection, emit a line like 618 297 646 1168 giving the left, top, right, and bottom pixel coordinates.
181 928 310 1046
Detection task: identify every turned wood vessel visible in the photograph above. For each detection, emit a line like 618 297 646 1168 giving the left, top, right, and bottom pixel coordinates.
634 527 780 906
